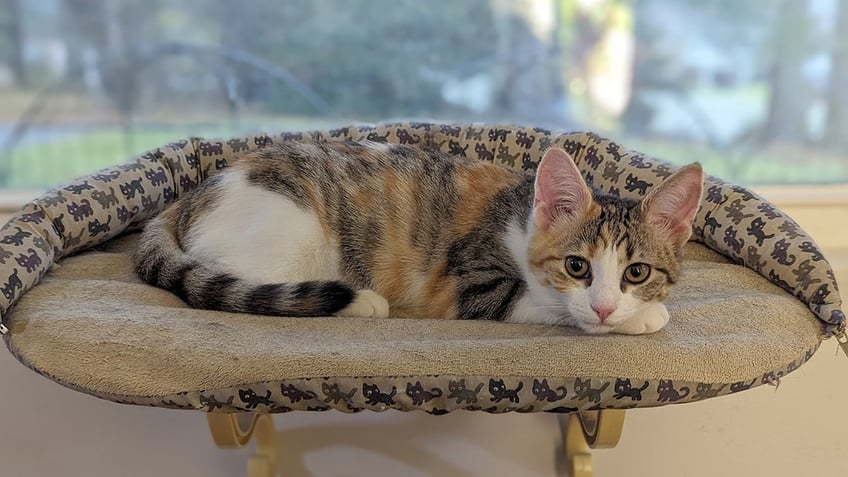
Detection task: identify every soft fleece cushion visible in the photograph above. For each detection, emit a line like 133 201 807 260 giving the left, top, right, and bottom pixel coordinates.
0 123 842 413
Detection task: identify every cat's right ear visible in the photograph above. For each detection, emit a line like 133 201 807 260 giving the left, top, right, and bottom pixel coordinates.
533 148 593 229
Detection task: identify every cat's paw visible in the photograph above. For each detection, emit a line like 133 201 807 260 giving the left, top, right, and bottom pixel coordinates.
613 303 669 335
334 289 390 318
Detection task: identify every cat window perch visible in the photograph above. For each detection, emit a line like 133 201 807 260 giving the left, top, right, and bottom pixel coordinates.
1 123 844 477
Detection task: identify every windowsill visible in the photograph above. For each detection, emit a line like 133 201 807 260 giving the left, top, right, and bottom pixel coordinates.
753 184 848 207
0 190 42 224
752 185 848 267
0 190 42 210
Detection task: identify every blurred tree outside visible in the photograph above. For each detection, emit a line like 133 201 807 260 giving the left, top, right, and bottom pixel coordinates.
761 0 812 144
0 0 845 188
0 0 25 87
824 0 848 150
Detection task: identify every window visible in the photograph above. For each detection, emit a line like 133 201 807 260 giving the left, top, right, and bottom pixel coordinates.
0 0 846 190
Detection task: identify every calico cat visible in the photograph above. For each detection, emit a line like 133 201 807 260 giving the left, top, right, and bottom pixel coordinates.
134 141 703 334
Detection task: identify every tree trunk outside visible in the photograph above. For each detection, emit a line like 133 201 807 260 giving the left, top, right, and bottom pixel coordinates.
490 0 566 124
761 0 810 144
2 0 26 86
823 0 848 150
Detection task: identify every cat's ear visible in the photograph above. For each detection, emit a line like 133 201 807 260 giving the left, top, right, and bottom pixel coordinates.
533 148 593 229
642 163 704 247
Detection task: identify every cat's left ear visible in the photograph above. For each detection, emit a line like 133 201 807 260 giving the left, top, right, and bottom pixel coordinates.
533 148 594 229
642 163 704 247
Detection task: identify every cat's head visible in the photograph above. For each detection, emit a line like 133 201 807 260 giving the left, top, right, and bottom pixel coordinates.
238 389 255 400
406 382 422 397
526 147 703 334
573 377 590 392
532 378 549 394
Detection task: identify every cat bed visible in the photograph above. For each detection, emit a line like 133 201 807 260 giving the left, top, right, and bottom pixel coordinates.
0 123 844 415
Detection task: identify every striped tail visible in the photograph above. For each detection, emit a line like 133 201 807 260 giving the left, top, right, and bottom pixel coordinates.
132 212 356 317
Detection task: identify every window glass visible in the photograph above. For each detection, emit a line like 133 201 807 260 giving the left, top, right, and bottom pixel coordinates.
0 0 845 188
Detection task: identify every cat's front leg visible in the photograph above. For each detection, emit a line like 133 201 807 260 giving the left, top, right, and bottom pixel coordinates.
613 302 669 335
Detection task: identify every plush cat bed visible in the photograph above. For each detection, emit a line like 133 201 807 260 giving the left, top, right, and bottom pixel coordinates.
0 123 843 414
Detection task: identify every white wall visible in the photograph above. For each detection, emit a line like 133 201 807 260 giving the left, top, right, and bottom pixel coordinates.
1 334 847 477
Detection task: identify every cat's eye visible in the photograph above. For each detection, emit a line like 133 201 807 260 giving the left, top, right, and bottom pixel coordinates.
565 256 591 279
624 263 651 284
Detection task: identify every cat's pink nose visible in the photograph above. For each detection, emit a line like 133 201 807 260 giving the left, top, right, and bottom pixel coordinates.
592 305 616 322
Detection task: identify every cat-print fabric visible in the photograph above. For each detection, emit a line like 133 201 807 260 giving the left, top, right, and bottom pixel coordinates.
0 123 842 414
0 123 842 330
38 358 815 414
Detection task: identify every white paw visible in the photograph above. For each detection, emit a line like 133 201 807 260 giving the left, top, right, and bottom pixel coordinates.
334 289 390 318
613 303 669 335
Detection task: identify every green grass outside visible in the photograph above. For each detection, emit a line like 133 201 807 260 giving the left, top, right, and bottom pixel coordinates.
624 138 848 185
1 127 845 189
3 130 190 189
0 117 343 189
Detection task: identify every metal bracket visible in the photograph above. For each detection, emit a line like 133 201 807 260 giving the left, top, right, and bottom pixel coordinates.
206 409 624 477
836 328 848 359
207 414 278 477
559 410 626 477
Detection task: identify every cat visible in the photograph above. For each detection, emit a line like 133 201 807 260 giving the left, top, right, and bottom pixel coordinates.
613 378 649 401
573 378 609 404
531 378 567 402
691 383 727 400
362 383 397 406
729 379 757 393
133 141 703 335
280 384 317 403
657 379 690 402
447 379 484 404
405 381 442 406
238 388 272 409
321 382 356 404
488 378 523 403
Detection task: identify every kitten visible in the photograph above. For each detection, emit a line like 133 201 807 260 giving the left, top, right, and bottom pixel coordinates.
134 141 703 334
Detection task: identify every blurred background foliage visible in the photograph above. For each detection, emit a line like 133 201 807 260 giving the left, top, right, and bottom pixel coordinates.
0 0 846 188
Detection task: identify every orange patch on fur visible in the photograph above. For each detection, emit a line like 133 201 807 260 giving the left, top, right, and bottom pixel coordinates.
420 258 458 319
369 171 423 310
453 163 523 236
